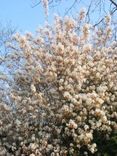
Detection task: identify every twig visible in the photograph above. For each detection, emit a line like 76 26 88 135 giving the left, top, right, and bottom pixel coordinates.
109 0 117 8
64 0 77 16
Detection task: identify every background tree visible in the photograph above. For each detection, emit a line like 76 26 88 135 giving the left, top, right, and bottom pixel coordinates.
0 23 16 106
0 22 16 55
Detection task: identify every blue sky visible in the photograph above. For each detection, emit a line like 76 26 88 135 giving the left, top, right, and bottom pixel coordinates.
0 0 93 32
0 0 46 32
0 0 77 32
0 0 116 33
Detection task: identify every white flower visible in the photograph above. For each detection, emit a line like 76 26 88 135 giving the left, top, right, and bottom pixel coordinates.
96 121 102 127
67 119 78 129
57 42 64 51
83 44 92 52
90 143 97 153
105 15 111 24
63 91 71 99
86 132 93 140
29 143 37 150
30 154 35 156
84 125 89 130
102 116 107 123
79 8 86 20
15 119 21 126
59 86 64 91
31 84 36 93
97 98 104 105
62 105 69 112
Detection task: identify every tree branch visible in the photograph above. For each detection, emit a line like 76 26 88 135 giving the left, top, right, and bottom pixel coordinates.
109 0 117 8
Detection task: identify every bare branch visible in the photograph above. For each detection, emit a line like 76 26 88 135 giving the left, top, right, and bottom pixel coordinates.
64 0 78 16
109 0 117 8
31 1 41 8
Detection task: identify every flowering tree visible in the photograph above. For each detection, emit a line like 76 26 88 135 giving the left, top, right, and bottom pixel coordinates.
32 0 117 39
0 9 117 156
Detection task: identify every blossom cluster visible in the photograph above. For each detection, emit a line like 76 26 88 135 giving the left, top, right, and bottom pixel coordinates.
0 13 117 156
